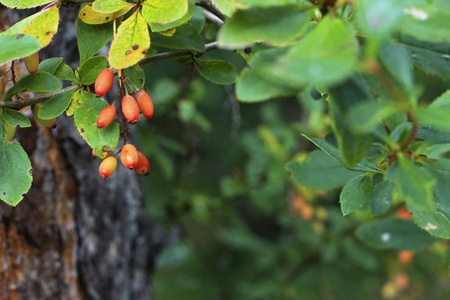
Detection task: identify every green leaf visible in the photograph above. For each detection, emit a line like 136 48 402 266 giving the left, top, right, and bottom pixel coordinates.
189 6 206 32
248 16 359 90
355 0 404 41
194 58 237 85
151 23 205 52
72 90 120 157
347 100 398 134
37 57 63 74
412 211 450 239
286 150 359 190
371 180 394 216
303 135 383 173
2 72 62 101
150 0 196 32
141 0 189 25
340 175 373 216
124 65 146 90
92 0 133 14
210 0 248 16
54 63 77 81
78 56 108 86
2 109 31 128
328 75 374 166
236 66 298 102
109 13 150 69
218 5 312 48
393 155 435 212
417 91 450 130
0 34 41 66
398 35 450 78
39 90 76 120
0 138 33 206
356 218 440 250
378 41 414 90
0 0 52 8
400 6 450 43
77 18 114 64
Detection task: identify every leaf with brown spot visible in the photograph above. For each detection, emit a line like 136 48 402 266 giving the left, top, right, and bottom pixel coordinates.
79 4 132 25
21 5 59 47
109 13 150 69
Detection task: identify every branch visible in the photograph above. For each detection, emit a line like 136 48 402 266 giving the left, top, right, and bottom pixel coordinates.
0 42 219 109
195 0 226 21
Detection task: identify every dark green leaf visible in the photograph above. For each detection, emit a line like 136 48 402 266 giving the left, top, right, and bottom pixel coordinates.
371 180 394 216
2 109 31 128
54 63 77 81
194 58 237 85
0 129 32 206
124 65 146 90
151 23 205 52
303 135 383 173
78 56 108 86
340 175 373 216
77 19 114 64
356 218 440 250
37 57 63 74
2 72 62 101
39 89 76 120
378 41 414 90
286 150 359 190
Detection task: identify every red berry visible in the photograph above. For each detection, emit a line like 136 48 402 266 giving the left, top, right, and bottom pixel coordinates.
120 144 138 169
122 95 140 124
24 52 39 74
95 68 114 97
96 105 116 128
135 151 149 175
99 156 117 178
134 90 154 119
398 251 414 266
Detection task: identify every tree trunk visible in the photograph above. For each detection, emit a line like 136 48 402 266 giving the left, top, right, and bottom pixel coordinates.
0 6 162 300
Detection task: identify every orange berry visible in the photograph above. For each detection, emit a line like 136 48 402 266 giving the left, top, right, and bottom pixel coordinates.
122 95 140 124
31 104 56 128
134 90 154 119
99 156 117 178
395 272 410 292
96 105 116 128
95 68 114 97
396 207 413 219
398 251 414 266
135 151 149 175
24 52 39 74
120 144 138 169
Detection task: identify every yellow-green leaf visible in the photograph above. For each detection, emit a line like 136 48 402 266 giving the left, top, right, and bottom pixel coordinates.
109 13 150 69
0 0 53 9
141 0 188 25
21 5 59 47
79 3 132 25
92 0 134 14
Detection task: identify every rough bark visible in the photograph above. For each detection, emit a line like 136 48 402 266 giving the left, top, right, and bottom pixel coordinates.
0 6 163 300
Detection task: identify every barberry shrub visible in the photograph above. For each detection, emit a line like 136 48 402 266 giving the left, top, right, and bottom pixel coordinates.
0 0 447 254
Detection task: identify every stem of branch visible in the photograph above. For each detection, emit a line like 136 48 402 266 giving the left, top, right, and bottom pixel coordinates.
0 42 219 109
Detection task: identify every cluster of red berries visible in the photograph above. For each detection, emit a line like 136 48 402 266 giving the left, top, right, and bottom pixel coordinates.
94 68 154 179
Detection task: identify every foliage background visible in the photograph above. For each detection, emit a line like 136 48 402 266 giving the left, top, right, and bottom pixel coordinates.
138 49 450 299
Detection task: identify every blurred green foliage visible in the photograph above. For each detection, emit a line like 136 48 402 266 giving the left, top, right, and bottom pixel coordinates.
137 48 449 299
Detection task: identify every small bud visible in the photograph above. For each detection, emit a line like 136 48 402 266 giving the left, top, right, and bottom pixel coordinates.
31 104 56 128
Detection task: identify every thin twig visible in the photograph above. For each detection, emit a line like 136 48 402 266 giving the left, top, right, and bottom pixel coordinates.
0 42 219 109
195 0 226 21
